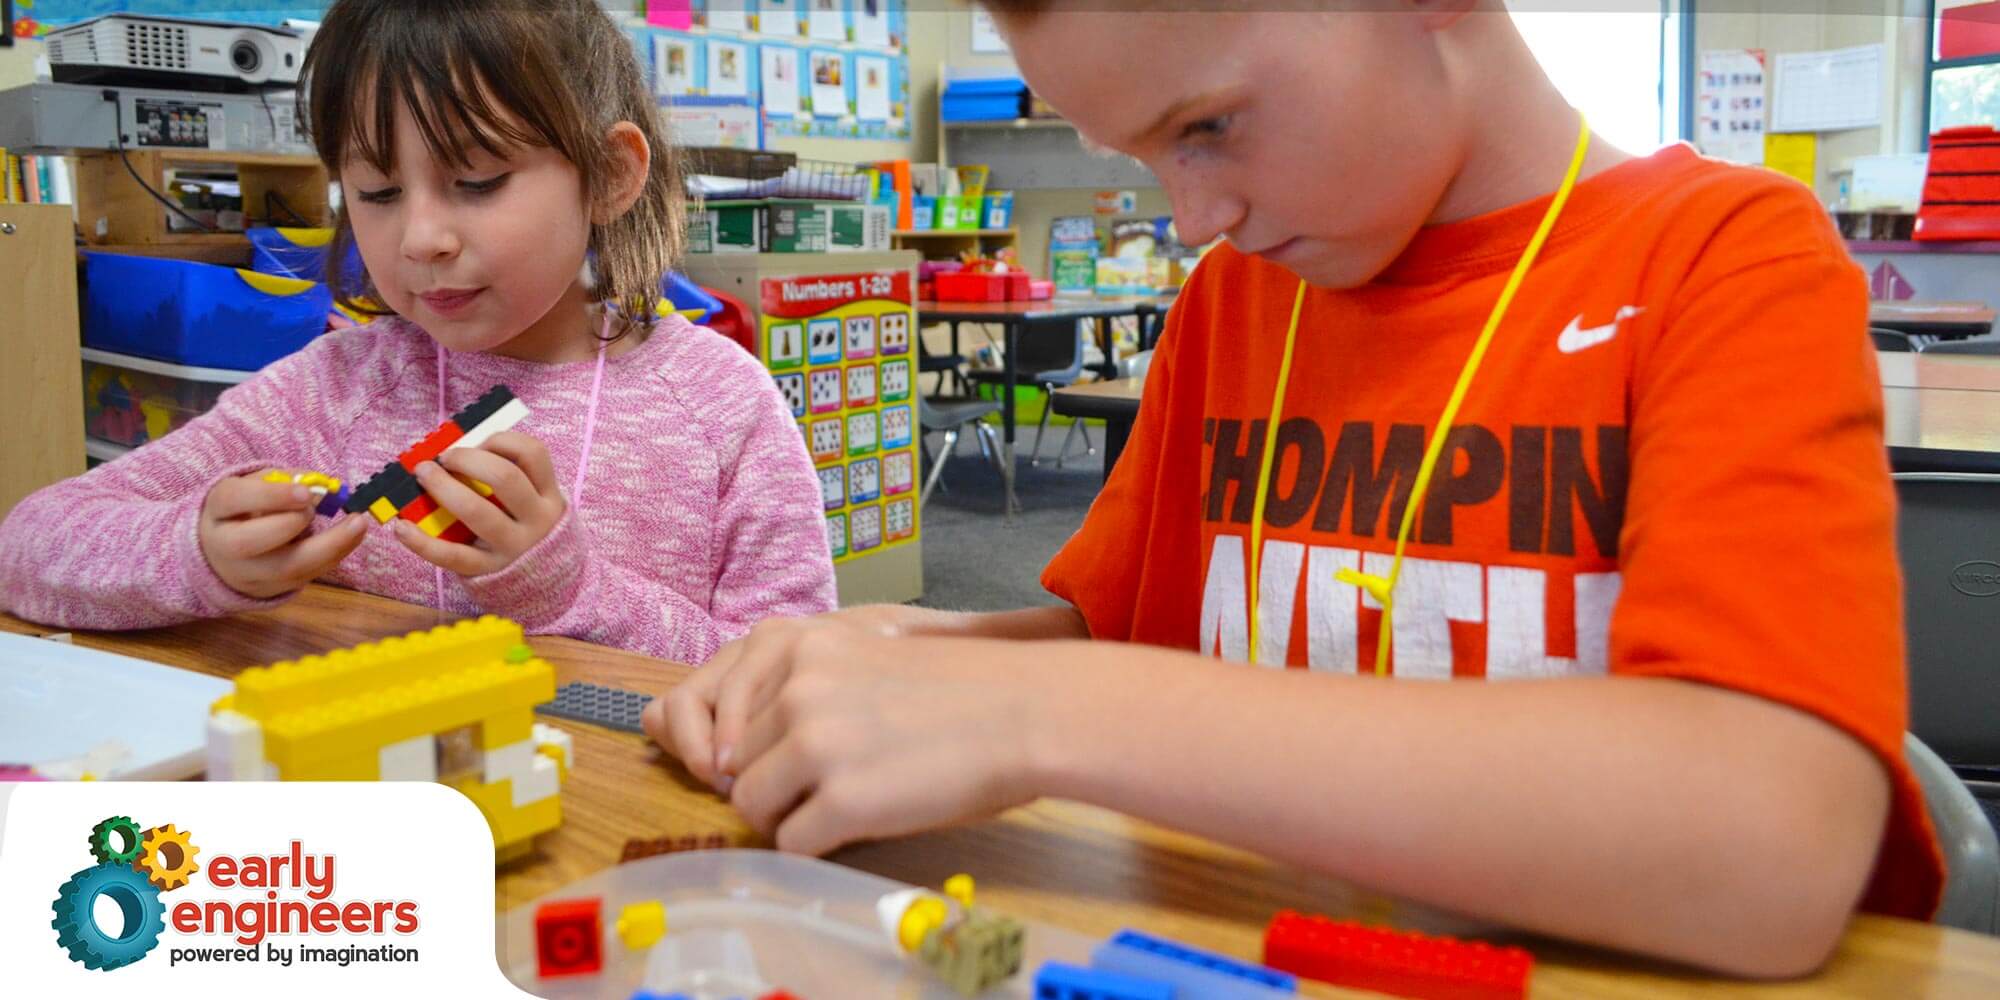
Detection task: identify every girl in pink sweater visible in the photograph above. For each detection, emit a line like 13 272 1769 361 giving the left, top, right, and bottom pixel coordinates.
0 0 836 662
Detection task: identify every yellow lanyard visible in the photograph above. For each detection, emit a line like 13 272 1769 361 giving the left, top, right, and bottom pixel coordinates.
1245 113 1593 676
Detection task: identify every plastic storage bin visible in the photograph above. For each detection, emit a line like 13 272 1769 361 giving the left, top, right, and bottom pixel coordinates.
498 849 1094 999
982 191 1015 229
940 77 1028 122
247 227 363 285
910 195 937 230
82 253 331 370
81 349 249 449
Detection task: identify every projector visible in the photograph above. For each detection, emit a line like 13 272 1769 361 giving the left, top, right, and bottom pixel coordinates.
44 15 305 92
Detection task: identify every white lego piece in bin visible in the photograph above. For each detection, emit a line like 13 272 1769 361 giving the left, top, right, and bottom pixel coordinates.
510 753 560 807
378 734 438 782
483 739 536 784
205 710 264 781
532 722 573 772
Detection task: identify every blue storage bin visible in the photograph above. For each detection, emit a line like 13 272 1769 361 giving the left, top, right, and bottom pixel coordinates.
982 191 1014 229
246 227 364 285
942 77 1027 121
658 271 722 325
83 253 331 371
911 195 937 230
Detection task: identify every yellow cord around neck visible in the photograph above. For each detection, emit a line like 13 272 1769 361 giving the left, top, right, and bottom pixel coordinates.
1245 113 1593 676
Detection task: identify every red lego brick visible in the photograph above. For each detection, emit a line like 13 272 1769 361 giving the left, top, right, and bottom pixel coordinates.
757 992 803 1000
397 492 438 523
435 517 476 545
535 897 603 978
398 421 466 473
1262 910 1531 1000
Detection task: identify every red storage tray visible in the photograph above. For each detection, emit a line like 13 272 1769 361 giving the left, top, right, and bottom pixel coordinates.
934 272 1010 302
1917 127 2000 242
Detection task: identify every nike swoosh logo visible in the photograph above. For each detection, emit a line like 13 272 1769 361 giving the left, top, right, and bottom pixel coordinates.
1557 306 1644 354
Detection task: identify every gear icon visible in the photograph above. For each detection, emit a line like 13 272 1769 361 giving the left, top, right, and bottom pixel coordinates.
131 824 200 891
50 862 165 971
88 816 143 865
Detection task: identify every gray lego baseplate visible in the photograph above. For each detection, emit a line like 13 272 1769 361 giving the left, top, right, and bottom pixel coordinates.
535 681 653 733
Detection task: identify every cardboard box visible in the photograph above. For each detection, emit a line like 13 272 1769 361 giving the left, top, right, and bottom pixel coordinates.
822 202 891 252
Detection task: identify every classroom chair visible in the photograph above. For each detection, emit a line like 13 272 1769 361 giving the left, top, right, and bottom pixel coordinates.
1920 337 2000 356
1871 327 1919 352
963 317 1095 468
918 394 1005 509
1892 472 2000 822
1908 733 2000 934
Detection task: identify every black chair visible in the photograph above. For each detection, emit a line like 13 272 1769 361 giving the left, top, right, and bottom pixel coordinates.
917 394 1004 508
963 318 1095 467
1872 327 1919 353
918 324 968 396
1921 337 2000 356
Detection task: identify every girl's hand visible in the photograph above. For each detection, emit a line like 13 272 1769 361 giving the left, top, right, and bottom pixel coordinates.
200 472 369 598
643 619 1058 856
392 431 567 576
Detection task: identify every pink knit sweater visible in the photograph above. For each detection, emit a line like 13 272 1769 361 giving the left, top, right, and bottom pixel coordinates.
0 315 837 663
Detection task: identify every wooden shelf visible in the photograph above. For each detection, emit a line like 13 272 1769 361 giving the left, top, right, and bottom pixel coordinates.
84 437 132 463
143 149 322 169
893 229 1016 238
78 240 253 266
944 118 1074 131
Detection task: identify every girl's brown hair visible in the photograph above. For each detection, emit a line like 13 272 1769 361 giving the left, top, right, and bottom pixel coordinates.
300 0 684 332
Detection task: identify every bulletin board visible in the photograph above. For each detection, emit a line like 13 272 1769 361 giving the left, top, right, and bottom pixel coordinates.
758 270 919 564
636 0 912 143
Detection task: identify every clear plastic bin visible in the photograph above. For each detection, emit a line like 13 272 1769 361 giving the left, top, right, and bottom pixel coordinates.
81 350 247 449
497 849 1096 999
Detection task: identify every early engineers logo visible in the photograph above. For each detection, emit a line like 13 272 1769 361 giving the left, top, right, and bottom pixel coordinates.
50 816 201 971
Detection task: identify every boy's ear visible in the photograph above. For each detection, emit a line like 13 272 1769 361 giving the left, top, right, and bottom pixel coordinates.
1408 0 1484 31
595 121 651 225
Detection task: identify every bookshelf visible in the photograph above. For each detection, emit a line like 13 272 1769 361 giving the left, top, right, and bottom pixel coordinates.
0 204 84 520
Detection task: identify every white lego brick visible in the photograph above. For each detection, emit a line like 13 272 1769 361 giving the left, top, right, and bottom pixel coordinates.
483 739 536 784
533 722 573 772
378 734 438 782
449 398 531 452
510 753 560 807
205 710 264 781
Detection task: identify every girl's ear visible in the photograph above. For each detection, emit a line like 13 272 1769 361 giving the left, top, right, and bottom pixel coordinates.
595 121 652 224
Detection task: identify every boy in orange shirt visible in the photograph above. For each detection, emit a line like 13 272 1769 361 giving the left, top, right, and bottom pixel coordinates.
644 2 1941 975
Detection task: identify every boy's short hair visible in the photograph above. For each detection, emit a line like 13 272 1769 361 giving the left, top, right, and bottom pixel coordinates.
301 0 686 331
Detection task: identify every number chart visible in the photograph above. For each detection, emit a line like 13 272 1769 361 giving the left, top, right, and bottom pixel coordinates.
760 270 920 563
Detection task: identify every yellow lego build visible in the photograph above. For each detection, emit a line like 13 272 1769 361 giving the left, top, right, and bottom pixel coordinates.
206 616 566 862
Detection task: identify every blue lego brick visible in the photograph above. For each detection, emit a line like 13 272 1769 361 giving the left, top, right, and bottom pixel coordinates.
1090 929 1297 999
537 681 652 733
1033 960 1172 1000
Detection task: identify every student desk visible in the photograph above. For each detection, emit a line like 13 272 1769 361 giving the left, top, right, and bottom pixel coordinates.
5 585 1999 997
1050 375 1147 483
1880 350 2000 473
918 295 1172 511
1869 301 1997 342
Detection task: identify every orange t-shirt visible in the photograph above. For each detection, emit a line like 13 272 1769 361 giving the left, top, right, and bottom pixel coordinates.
1042 143 1942 919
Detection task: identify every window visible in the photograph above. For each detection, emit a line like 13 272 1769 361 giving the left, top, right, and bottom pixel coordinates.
1511 2 1690 153
1929 0 2000 133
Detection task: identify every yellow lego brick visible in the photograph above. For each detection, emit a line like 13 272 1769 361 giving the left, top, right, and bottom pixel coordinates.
464 476 496 498
448 774 562 860
416 507 459 538
536 743 568 780
278 750 380 781
257 657 555 773
368 496 398 523
479 711 533 751
616 901 667 950
232 616 528 719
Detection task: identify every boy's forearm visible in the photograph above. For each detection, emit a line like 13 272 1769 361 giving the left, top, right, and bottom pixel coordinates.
907 604 1089 641
1024 645 1888 977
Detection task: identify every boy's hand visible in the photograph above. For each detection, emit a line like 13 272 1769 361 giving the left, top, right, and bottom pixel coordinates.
643 618 1055 856
199 472 368 599
392 431 566 577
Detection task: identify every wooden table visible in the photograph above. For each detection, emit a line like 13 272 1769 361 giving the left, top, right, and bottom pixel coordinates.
6 586 2000 997
1050 376 1146 483
919 295 1173 511
1871 301 1998 341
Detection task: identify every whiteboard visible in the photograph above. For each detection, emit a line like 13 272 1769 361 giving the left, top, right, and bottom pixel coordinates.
0 633 229 780
1772 43 1882 133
